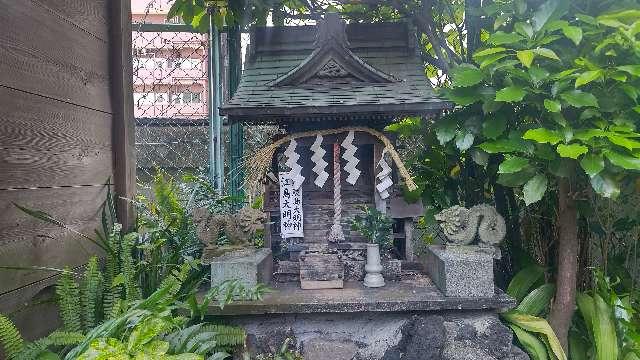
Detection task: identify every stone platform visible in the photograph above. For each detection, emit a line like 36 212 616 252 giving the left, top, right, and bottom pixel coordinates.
204 276 515 316
202 277 526 359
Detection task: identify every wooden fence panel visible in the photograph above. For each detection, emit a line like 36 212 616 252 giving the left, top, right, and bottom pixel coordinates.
0 0 111 113
0 87 113 189
0 186 106 293
0 0 134 340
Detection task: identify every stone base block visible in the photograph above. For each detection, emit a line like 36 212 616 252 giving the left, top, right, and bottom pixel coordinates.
299 252 344 289
343 259 402 281
207 248 273 288
425 245 494 298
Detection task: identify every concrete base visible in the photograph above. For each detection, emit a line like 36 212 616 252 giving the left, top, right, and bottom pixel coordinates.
207 248 272 288
202 273 522 359
229 311 528 360
425 245 495 298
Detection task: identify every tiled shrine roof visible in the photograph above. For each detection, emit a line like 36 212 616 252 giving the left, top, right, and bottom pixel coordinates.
220 14 452 123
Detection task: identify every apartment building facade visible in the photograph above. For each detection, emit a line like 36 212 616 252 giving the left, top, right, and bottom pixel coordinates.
132 0 208 120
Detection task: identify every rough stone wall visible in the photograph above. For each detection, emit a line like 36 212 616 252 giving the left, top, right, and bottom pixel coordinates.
227 311 529 360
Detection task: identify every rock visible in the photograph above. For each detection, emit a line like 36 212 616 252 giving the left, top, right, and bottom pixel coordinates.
443 314 519 360
382 315 445 360
303 337 358 360
425 245 495 297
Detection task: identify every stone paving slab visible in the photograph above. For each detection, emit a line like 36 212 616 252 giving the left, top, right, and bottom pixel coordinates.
204 276 515 316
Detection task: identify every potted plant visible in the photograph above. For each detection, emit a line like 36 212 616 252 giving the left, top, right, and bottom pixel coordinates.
350 206 393 288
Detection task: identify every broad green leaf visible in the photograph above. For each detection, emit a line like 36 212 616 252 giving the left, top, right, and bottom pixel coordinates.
515 22 534 38
610 71 628 82
598 9 640 23
580 153 605 177
562 25 583 45
473 47 507 58
577 293 596 340
442 87 483 106
593 294 619 360
529 67 550 87
455 131 475 151
532 0 560 31
590 173 621 198
604 150 640 170
607 135 640 150
533 47 560 61
498 169 537 187
569 330 589 360
574 129 607 141
544 99 561 112
560 90 599 108
471 149 490 166
495 86 527 102
575 70 603 88
435 119 457 145
482 115 507 139
489 31 525 45
621 84 639 101
517 283 556 316
499 156 530 174
523 174 548 205
617 65 640 77
507 265 546 301
501 311 567 360
523 128 563 145
598 18 627 28
509 324 550 360
517 50 535 68
479 53 511 69
479 139 528 153
556 143 588 159
551 68 578 80
451 64 485 87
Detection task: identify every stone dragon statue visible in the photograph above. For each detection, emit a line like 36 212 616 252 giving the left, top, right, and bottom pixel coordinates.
193 206 267 259
434 204 506 246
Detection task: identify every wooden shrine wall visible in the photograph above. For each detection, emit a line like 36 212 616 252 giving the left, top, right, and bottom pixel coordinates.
0 0 135 339
265 133 377 247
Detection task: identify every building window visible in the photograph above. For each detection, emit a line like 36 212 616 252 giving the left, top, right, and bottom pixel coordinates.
169 91 202 104
154 93 168 104
134 92 153 108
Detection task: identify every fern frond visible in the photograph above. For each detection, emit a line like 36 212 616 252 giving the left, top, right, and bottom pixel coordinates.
81 256 103 330
104 223 123 287
121 232 141 301
0 314 24 360
165 323 245 356
56 268 82 332
102 282 122 320
20 331 84 359
205 324 245 348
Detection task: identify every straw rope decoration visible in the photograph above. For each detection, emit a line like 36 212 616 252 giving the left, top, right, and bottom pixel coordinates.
243 126 418 200
328 143 345 242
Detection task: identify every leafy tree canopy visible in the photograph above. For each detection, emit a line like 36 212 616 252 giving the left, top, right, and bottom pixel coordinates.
441 0 640 204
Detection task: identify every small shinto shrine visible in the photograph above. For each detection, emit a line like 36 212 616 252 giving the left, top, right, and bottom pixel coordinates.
221 13 449 288
211 14 522 359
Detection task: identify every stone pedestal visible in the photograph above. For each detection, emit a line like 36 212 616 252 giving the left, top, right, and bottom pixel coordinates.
299 252 344 289
425 245 495 298
207 248 273 288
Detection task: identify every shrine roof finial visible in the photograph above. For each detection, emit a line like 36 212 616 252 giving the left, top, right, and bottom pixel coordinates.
315 12 349 48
